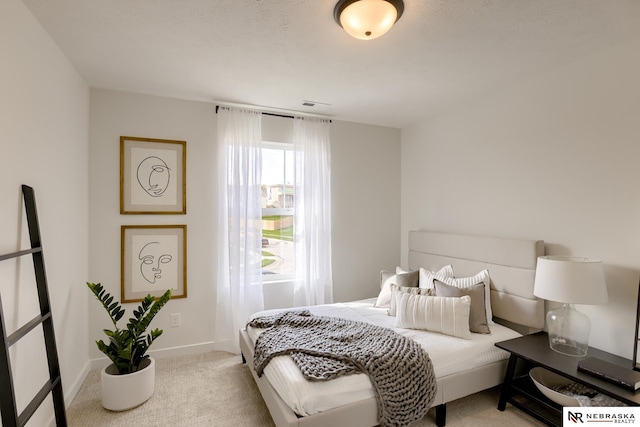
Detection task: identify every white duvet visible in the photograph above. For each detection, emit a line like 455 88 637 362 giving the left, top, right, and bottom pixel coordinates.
246 298 520 417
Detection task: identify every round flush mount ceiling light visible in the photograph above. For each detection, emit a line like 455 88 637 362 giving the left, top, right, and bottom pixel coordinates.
334 0 404 40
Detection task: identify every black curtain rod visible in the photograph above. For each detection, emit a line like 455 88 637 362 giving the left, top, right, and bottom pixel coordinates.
215 105 293 119
215 105 330 122
263 111 296 119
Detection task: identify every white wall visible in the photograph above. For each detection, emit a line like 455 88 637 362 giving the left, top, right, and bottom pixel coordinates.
89 90 401 360
331 121 401 302
401 36 640 358
88 90 218 361
0 0 90 423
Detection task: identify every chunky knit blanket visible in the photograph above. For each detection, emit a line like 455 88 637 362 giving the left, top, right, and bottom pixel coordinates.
248 310 437 427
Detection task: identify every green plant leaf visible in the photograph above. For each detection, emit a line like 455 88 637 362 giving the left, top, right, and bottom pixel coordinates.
86 282 171 375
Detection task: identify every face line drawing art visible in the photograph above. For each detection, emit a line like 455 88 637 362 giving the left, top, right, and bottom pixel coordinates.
138 241 173 284
136 156 171 197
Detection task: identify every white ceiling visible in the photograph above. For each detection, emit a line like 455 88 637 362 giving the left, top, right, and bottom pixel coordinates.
23 0 640 128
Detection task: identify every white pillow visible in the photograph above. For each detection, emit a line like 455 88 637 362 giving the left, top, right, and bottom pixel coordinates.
388 284 433 316
374 269 419 308
438 269 493 325
394 292 472 339
419 265 454 289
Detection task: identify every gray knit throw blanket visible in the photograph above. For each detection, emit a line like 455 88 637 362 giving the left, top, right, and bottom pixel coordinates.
248 310 437 427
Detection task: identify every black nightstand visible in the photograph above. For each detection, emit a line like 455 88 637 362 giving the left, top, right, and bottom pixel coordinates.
495 332 640 426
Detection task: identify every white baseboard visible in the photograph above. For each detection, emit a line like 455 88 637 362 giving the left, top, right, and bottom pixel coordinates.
88 341 219 371
65 360 92 405
210 338 240 354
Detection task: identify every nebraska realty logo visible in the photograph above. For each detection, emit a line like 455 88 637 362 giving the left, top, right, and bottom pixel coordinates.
564 408 639 425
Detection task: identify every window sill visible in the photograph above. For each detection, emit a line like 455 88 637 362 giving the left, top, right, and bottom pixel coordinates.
262 278 294 286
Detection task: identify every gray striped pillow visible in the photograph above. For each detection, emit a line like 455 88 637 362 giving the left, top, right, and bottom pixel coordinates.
437 269 493 325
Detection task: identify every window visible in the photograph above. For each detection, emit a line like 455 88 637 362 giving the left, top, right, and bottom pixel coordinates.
261 141 294 279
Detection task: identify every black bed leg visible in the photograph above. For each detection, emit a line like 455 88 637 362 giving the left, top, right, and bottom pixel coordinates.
241 352 246 364
435 404 446 427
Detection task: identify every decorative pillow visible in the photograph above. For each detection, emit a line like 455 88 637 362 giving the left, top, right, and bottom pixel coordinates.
419 265 454 289
437 269 494 325
394 292 472 339
388 284 434 316
395 266 410 275
434 280 490 334
374 269 419 308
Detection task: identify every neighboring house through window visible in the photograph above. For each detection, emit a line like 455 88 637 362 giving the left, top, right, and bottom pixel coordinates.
261 141 294 280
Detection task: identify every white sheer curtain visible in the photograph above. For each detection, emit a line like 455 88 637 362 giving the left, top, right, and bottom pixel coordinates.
215 107 264 353
293 117 333 306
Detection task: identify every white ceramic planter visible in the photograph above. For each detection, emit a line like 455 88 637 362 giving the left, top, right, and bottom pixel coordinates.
101 357 155 411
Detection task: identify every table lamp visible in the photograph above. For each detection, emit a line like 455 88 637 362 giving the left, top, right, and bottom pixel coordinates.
533 256 608 357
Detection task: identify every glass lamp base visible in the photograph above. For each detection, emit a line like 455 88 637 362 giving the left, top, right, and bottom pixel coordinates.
547 304 590 357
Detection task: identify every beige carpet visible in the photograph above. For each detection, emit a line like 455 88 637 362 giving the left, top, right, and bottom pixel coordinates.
67 351 545 427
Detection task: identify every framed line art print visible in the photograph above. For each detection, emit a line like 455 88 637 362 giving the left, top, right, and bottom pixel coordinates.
120 136 186 214
121 225 187 303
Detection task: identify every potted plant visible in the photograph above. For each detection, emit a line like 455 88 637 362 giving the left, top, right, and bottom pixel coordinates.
86 282 172 411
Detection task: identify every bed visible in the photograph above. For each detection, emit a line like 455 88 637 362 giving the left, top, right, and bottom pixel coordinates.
239 231 545 426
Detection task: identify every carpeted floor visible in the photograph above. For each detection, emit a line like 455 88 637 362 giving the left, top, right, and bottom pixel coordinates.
67 351 545 426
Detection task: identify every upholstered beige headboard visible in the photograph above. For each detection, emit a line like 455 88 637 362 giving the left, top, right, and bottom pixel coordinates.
408 231 545 331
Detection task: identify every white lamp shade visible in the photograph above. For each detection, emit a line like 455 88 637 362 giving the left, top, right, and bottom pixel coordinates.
339 0 399 40
533 256 608 305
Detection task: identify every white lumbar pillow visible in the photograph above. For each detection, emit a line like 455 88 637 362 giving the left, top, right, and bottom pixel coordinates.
394 292 471 340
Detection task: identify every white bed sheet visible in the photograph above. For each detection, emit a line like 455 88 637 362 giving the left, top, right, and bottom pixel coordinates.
246 298 521 417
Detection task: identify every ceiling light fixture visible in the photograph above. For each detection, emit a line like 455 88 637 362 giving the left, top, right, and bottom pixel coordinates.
334 0 404 40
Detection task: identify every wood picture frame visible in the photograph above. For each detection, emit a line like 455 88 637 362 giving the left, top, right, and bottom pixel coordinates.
120 136 186 214
121 225 187 303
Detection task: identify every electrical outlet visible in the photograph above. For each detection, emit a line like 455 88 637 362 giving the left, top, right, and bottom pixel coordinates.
170 313 181 328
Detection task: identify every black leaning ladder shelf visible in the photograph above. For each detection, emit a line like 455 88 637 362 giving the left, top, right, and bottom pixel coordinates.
0 185 67 426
